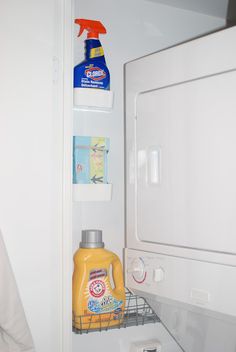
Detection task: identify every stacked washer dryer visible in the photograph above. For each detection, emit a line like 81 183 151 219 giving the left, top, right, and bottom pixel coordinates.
125 26 236 352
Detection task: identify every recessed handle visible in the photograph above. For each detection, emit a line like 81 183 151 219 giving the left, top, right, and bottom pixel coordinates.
147 146 161 185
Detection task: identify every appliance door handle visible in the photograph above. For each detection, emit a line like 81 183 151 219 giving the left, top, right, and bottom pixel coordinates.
147 146 161 185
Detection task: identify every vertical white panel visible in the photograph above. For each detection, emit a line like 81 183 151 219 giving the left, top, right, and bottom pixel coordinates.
0 0 66 351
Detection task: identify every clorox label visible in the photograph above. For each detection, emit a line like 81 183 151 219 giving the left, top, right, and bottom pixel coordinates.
85 67 106 81
74 62 110 90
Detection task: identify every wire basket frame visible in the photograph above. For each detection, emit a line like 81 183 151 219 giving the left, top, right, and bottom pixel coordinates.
73 289 160 334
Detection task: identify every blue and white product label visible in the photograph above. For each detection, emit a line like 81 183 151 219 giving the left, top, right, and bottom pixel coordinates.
88 296 123 314
74 63 110 89
74 39 110 90
85 269 123 315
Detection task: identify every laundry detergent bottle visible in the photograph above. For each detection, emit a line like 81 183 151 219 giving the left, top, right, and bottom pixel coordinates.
74 19 110 90
72 230 126 330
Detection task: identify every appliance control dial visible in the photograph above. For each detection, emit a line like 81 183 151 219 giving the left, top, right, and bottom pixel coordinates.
129 257 147 284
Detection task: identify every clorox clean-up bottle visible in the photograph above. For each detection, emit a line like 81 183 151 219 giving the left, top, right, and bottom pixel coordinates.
74 19 110 90
72 230 126 330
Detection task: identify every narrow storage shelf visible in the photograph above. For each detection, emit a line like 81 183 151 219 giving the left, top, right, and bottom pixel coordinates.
73 289 160 335
73 184 112 202
74 88 114 112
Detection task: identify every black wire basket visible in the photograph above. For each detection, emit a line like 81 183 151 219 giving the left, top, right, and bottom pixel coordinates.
73 289 160 334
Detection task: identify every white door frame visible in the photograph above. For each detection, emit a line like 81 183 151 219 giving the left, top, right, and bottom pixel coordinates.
56 0 73 351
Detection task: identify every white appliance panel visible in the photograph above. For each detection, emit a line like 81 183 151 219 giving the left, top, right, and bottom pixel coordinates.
136 71 236 254
149 294 236 352
126 249 236 318
125 27 236 352
125 26 236 266
126 248 236 352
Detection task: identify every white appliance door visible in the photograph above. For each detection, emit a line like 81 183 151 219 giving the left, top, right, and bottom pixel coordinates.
136 70 236 254
125 26 236 265
125 27 236 352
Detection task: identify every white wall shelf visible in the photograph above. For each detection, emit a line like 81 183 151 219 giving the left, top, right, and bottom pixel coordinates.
73 183 112 202
74 88 114 112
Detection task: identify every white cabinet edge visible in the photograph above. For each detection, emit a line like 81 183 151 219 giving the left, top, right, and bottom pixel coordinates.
74 88 114 111
73 184 112 201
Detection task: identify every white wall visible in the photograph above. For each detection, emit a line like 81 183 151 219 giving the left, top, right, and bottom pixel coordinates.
73 0 225 351
0 1 64 351
73 323 183 352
